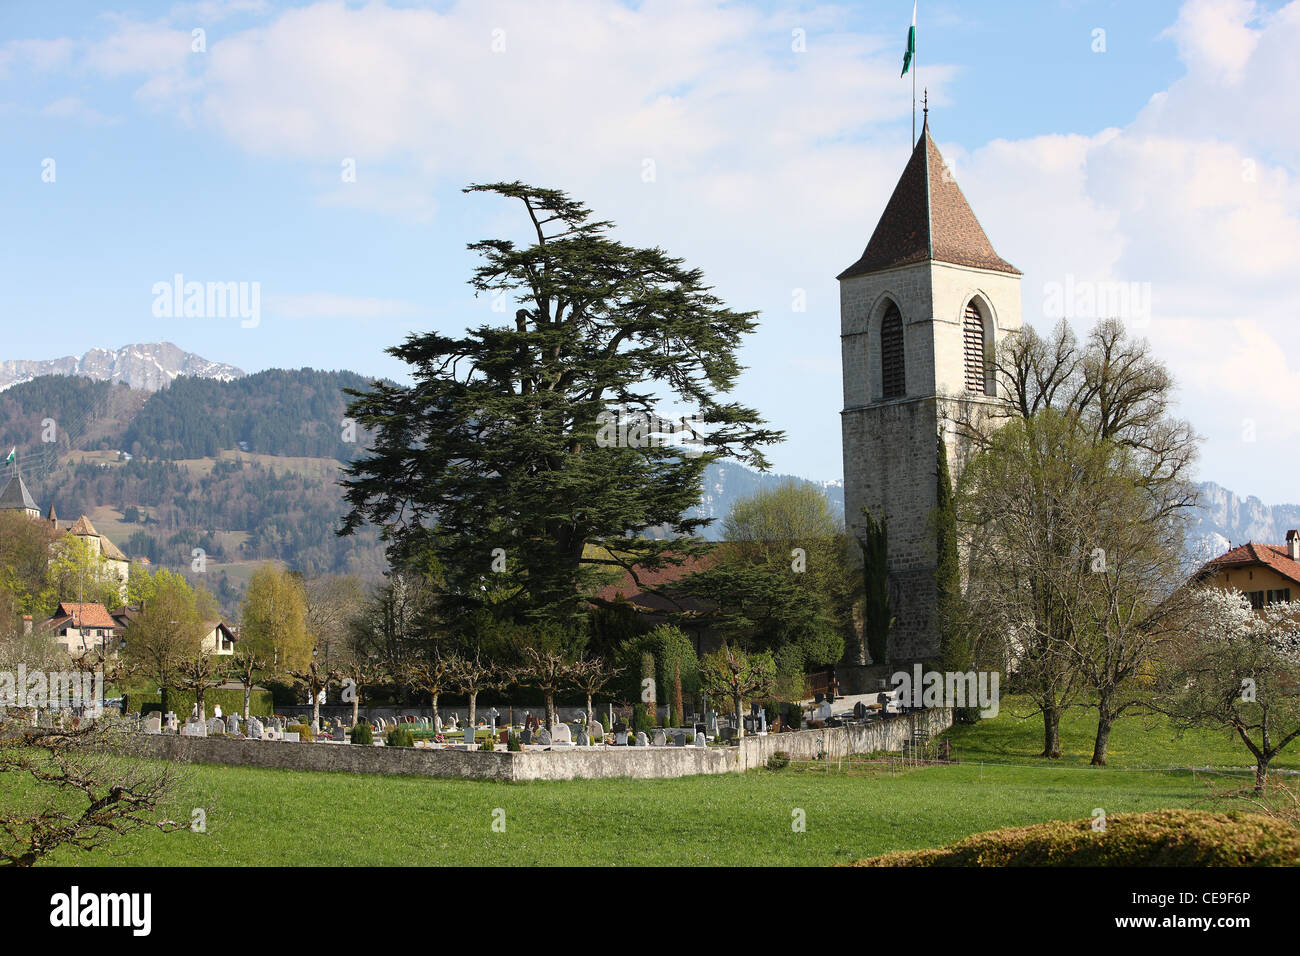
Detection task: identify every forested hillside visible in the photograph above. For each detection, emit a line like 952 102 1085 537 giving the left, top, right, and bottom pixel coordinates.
122 368 374 459
1 369 388 615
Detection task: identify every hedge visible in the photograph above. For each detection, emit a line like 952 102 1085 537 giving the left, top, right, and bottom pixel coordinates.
849 809 1300 867
135 688 274 718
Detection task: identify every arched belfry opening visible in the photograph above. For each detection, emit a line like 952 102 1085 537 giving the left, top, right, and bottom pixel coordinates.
962 299 991 395
880 301 905 399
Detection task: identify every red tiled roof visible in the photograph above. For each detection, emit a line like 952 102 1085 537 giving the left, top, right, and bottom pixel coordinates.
1205 542 1300 588
839 118 1020 280
593 553 720 612
53 602 118 629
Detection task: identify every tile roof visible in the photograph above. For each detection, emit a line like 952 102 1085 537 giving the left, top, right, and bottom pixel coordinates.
593 553 720 613
839 118 1020 280
1205 541 1300 588
52 602 119 629
60 513 128 561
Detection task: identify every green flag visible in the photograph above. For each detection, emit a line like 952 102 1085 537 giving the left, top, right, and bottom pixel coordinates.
3 448 13 465
901 1 916 77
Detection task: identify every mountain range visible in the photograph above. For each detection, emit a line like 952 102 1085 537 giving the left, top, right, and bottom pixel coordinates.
0 342 244 393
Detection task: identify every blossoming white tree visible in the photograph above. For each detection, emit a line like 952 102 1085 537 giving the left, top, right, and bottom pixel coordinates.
1157 588 1300 791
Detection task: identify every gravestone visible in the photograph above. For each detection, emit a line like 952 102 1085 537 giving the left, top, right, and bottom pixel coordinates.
706 711 718 736
552 723 572 744
635 732 649 747
520 728 533 745
164 712 178 732
143 715 161 735
588 719 603 740
246 716 263 738
283 731 300 742
672 731 686 747
537 728 552 746
227 713 241 735
576 730 590 746
652 729 667 747
333 725 347 741
181 721 206 737
434 714 443 733
207 718 226 736
694 732 706 747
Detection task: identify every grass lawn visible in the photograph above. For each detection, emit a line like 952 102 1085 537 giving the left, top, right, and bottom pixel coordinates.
33 696 1279 867
48 759 1210 867
946 696 1300 771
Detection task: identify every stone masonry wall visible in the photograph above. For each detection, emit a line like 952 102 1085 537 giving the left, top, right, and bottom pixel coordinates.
120 710 953 781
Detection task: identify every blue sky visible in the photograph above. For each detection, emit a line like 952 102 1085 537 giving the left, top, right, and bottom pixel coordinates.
2 0 1298 504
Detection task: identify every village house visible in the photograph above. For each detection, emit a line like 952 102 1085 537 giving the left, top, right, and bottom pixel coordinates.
1199 531 1300 609
33 601 123 659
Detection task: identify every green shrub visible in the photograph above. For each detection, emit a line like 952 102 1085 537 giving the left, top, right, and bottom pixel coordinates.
632 703 651 733
850 810 1300 867
766 751 790 771
350 722 373 745
287 723 313 742
507 731 522 752
136 687 273 718
386 726 414 748
479 735 495 752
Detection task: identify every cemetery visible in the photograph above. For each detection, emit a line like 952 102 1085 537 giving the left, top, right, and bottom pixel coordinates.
60 688 956 781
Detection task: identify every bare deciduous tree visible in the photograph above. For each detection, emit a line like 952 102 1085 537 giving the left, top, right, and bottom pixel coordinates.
0 718 188 867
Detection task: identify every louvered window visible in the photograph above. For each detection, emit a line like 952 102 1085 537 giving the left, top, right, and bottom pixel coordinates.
963 301 988 394
880 303 905 399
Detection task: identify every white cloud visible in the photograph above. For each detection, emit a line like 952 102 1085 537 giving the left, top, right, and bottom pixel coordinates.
0 37 76 77
41 96 117 126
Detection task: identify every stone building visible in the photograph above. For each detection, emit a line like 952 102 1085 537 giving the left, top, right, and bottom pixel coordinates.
838 116 1022 680
0 470 130 603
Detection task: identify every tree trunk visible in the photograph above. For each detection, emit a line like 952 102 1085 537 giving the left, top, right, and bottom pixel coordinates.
351 687 359 727
734 693 744 739
311 686 321 726
1041 705 1061 759
1091 709 1112 767
467 691 477 744
197 690 206 724
546 691 556 732
429 692 438 729
243 684 252 721
160 685 171 717
1255 757 1270 793
586 693 593 723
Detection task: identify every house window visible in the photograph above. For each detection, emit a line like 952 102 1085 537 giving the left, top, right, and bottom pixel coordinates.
880 302 905 399
1247 590 1265 610
963 301 988 394
1266 588 1292 605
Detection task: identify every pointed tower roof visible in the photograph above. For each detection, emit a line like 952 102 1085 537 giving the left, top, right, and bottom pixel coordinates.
0 473 38 513
839 118 1020 280
68 515 99 537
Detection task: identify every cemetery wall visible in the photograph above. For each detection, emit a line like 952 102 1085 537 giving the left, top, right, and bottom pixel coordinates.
736 708 953 770
122 709 953 780
510 746 736 781
124 734 517 781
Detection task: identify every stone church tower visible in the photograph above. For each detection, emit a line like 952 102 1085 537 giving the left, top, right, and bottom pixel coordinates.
839 116 1021 674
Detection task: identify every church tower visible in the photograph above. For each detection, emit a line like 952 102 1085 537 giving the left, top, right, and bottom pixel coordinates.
840 116 1021 669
